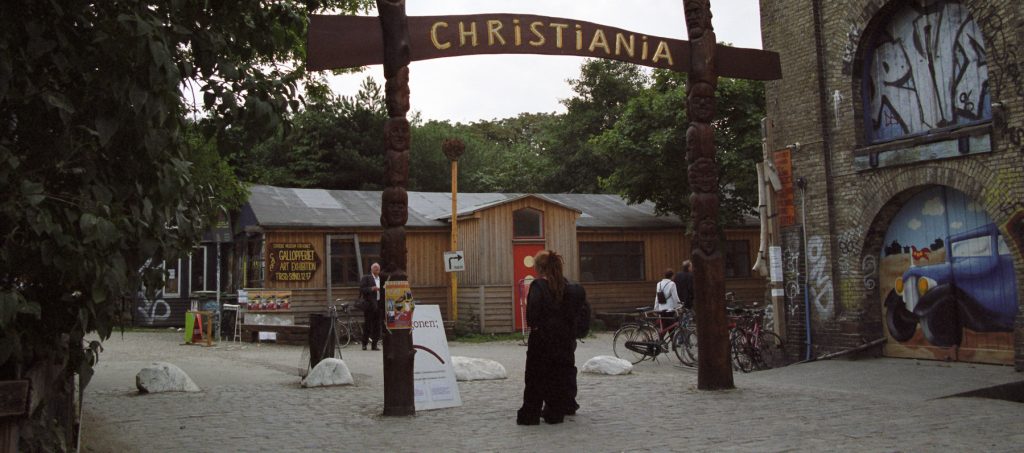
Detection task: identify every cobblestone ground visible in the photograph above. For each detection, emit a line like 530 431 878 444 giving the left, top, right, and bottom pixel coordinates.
81 331 1024 452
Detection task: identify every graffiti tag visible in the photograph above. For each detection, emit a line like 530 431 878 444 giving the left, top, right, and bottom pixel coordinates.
808 236 835 318
137 298 171 325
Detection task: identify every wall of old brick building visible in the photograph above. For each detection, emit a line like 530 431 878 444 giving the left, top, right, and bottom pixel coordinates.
760 0 1024 369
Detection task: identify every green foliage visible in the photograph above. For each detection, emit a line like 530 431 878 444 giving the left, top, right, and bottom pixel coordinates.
0 0 370 449
235 77 389 189
595 69 766 227
539 60 649 193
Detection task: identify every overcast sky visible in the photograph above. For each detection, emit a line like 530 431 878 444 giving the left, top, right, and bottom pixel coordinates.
326 0 763 123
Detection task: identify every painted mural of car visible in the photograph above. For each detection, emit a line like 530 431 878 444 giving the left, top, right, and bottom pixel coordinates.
885 223 1019 347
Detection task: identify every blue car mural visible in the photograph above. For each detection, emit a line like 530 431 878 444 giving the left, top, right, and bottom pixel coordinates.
885 223 1019 347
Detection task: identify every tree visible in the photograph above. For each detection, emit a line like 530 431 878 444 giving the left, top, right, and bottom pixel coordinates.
0 1 371 448
539 59 649 193
594 69 766 227
237 77 389 190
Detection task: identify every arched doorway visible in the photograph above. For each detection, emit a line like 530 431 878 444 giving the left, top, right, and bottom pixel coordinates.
878 186 1018 364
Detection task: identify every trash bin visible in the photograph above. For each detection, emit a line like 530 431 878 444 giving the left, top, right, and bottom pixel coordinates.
308 314 337 370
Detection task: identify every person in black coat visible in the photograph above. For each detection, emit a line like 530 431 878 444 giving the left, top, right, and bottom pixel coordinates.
517 250 577 425
359 262 384 350
673 260 695 310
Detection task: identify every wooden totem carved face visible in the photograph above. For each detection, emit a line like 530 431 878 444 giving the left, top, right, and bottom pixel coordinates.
382 188 408 226
385 118 410 151
684 0 712 38
688 82 716 123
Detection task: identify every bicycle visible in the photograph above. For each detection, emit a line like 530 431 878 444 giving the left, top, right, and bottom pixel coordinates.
298 304 346 378
612 307 695 366
333 301 362 348
727 304 785 373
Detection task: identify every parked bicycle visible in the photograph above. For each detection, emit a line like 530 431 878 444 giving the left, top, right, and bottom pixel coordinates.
727 304 785 372
612 307 697 366
333 300 362 348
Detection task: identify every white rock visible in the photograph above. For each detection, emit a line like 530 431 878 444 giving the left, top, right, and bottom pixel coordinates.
452 356 507 381
301 358 354 388
136 362 201 393
581 356 633 375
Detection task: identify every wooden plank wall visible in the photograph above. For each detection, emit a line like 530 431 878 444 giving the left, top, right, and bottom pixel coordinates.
455 285 514 334
461 197 580 286
407 231 449 287
577 229 688 281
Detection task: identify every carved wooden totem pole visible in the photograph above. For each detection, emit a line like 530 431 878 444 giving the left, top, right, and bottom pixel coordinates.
378 0 415 416
683 0 734 390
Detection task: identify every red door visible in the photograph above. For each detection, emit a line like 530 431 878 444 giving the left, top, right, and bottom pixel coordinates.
513 243 545 332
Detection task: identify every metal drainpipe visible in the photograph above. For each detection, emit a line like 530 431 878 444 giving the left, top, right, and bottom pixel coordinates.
799 177 812 361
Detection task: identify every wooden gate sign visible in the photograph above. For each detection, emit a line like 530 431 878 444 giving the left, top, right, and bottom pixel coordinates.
308 14 780 81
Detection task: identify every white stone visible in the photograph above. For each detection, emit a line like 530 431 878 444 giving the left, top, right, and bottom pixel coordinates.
452 356 507 381
136 362 201 393
301 358 354 388
581 356 633 375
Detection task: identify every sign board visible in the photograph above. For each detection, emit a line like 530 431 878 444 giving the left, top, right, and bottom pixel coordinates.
772 148 796 227
444 250 465 272
769 246 784 283
385 281 414 329
308 14 781 81
267 243 320 282
412 305 462 411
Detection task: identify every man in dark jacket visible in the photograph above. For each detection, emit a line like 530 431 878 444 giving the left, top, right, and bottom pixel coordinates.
359 262 384 350
673 260 695 310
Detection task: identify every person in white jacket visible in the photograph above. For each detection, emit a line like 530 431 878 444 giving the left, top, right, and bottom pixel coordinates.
653 269 680 330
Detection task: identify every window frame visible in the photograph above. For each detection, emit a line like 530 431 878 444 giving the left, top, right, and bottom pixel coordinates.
162 259 181 298
190 246 208 293
578 241 646 283
723 239 752 279
513 208 544 240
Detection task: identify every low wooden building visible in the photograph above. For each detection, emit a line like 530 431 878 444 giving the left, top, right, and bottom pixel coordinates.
226 184 764 333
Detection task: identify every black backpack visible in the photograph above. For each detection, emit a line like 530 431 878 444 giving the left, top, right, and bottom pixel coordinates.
566 282 591 339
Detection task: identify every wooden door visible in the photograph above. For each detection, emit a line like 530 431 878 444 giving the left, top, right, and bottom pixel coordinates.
513 243 545 332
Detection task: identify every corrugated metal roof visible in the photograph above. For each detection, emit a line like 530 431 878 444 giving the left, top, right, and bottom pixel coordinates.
245 184 755 230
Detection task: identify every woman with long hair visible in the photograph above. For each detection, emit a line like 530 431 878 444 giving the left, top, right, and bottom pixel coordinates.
517 250 577 425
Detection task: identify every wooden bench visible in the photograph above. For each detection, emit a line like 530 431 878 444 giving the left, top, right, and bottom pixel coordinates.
241 324 309 345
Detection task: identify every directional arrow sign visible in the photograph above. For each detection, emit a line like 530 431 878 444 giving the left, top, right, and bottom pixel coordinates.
443 251 465 273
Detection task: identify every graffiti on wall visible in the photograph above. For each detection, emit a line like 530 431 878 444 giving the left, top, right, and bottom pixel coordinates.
861 255 878 291
974 5 1024 150
782 233 802 318
880 186 1018 364
808 236 835 318
864 0 991 143
137 297 171 325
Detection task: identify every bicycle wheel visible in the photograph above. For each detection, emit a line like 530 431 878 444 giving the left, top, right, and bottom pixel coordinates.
730 333 754 373
613 324 655 364
755 331 785 370
673 326 698 367
335 317 351 348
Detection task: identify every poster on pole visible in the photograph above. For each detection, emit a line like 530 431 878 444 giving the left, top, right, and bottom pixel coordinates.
769 246 784 283
412 305 462 411
385 280 414 329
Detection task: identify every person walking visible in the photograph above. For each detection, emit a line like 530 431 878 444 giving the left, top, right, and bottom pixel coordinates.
673 260 695 310
359 262 384 351
654 269 680 329
517 250 577 425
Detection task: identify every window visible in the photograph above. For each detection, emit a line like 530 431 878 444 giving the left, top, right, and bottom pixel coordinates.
579 242 644 282
244 238 264 288
190 246 208 292
163 259 181 298
723 240 751 278
862 0 990 144
513 208 543 239
330 238 381 286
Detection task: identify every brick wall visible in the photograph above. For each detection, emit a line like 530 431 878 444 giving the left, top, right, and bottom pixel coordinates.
761 0 1024 369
